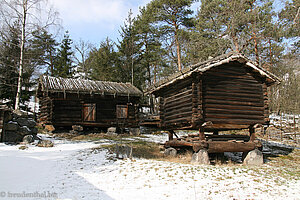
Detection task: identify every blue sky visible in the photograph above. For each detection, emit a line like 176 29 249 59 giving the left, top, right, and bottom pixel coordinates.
48 0 201 46
48 0 285 47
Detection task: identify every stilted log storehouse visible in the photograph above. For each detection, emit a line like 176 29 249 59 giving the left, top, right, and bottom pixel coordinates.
37 76 142 129
146 53 280 153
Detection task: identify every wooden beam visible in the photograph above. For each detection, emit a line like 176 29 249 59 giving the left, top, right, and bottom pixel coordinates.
168 130 174 141
249 125 255 142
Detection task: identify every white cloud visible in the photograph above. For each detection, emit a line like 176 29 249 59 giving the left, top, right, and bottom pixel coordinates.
49 0 150 25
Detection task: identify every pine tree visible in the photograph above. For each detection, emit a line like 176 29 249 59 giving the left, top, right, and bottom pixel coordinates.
0 24 20 106
279 0 300 53
117 10 144 88
53 31 74 78
191 0 282 66
86 38 118 81
149 0 195 71
30 29 58 75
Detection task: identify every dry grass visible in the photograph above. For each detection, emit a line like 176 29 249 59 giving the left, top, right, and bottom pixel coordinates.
267 149 300 178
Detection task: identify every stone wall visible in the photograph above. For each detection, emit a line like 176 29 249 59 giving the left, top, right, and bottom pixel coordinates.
1 109 37 143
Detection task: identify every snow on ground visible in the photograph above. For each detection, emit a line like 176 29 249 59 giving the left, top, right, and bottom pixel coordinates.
0 134 299 200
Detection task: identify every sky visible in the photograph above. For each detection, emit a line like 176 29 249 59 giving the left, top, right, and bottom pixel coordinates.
48 0 201 47
48 0 152 46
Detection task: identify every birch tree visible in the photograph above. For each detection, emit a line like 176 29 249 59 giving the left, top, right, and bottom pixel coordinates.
0 0 59 110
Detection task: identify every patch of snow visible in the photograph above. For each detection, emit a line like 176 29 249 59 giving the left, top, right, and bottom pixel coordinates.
0 136 299 200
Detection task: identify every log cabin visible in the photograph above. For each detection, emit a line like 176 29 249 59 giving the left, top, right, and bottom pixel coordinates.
146 52 280 153
37 76 142 129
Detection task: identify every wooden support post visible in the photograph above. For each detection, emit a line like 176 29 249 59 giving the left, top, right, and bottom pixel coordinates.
168 130 174 141
249 126 255 142
199 127 205 141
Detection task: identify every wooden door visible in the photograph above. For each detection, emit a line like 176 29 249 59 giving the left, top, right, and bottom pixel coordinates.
116 105 128 119
83 103 96 122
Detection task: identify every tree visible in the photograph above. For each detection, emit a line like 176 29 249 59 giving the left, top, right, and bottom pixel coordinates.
74 39 93 79
191 0 283 66
86 38 118 81
278 0 300 53
134 6 166 85
0 24 20 106
134 5 168 112
0 0 59 110
149 0 195 71
53 31 74 78
117 10 144 88
30 29 58 76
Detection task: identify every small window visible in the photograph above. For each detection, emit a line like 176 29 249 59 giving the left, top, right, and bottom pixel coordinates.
116 105 128 119
83 103 96 122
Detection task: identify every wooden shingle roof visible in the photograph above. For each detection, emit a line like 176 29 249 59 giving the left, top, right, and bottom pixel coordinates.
146 52 280 94
38 76 142 97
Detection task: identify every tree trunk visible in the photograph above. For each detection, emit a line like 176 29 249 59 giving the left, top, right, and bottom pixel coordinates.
15 0 28 110
174 23 182 71
253 31 259 64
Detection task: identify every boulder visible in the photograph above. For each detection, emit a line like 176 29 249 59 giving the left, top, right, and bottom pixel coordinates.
69 130 78 135
19 145 28 150
72 125 83 132
164 147 177 157
128 128 140 135
243 149 264 166
5 121 19 131
23 135 34 144
191 149 210 165
44 125 55 133
27 119 36 128
16 117 30 127
37 140 54 147
30 127 38 135
107 127 117 135
3 131 23 143
19 126 31 136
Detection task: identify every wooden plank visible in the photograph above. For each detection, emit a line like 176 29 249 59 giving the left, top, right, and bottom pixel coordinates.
205 113 264 120
204 95 263 103
165 106 192 116
205 108 264 115
164 93 192 106
204 74 260 83
204 90 262 98
164 116 192 124
165 100 192 111
204 85 261 93
164 89 192 102
164 110 193 121
204 118 264 125
204 104 264 111
204 99 264 107
206 141 259 153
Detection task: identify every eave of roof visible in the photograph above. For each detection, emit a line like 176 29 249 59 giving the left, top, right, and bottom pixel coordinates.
39 76 143 97
145 52 280 94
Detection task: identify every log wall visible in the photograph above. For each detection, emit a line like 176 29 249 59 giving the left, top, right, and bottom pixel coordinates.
202 62 265 128
160 78 193 129
38 93 140 128
38 95 53 125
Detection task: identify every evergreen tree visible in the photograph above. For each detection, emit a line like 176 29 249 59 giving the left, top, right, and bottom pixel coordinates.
86 38 118 81
30 29 58 75
117 10 144 88
0 24 20 106
134 6 166 85
278 0 300 53
53 31 74 78
191 0 283 66
149 0 195 71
